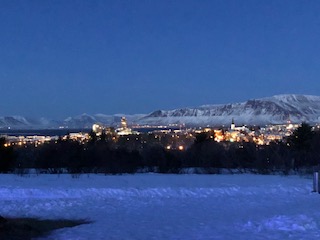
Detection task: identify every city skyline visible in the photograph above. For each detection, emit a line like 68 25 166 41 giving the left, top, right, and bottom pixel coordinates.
1 0 320 118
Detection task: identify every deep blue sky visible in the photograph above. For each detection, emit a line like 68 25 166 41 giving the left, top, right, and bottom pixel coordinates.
1 0 320 119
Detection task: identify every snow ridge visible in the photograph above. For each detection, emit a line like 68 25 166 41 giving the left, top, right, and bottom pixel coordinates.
140 94 320 126
0 185 310 200
1 94 320 128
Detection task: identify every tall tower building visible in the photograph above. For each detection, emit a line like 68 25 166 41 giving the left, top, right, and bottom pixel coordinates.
231 118 235 131
121 117 128 129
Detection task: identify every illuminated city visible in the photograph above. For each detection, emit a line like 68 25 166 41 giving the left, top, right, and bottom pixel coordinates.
1 1 320 239
0 118 303 149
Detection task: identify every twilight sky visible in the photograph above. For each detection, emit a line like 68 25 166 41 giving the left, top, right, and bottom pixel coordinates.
1 0 320 119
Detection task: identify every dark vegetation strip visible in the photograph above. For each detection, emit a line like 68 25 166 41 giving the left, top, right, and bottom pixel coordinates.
1 123 319 175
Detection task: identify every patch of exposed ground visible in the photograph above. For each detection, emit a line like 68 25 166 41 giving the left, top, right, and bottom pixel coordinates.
0 216 90 240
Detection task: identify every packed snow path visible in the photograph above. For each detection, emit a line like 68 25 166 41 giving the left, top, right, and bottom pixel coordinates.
0 174 319 239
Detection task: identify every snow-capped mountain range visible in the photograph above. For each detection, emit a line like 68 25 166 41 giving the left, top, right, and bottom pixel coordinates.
1 94 320 129
140 94 320 126
0 114 145 130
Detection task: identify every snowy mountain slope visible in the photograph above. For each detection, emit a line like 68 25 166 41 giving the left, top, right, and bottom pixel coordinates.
140 94 320 126
0 116 63 129
0 116 45 129
0 116 28 128
1 94 320 129
0 113 146 129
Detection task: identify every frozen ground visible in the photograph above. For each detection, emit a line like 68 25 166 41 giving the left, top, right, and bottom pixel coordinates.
0 173 319 239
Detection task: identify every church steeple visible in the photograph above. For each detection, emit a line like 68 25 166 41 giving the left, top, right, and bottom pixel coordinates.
231 118 235 130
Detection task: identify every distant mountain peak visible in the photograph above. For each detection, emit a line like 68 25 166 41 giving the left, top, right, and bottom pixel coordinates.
1 94 320 129
140 94 320 126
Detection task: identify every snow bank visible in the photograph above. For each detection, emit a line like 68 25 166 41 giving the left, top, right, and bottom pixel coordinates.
0 174 319 239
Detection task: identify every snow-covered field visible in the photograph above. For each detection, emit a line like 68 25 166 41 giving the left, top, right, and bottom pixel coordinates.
0 174 319 239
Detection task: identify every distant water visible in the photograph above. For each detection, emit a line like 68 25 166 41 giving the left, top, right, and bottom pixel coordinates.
0 129 89 137
0 127 180 137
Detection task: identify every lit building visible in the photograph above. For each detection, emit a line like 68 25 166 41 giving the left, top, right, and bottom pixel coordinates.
116 117 139 136
92 123 104 135
121 117 127 129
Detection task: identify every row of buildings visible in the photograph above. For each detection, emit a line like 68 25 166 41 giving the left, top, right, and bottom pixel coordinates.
92 117 302 146
1 117 307 148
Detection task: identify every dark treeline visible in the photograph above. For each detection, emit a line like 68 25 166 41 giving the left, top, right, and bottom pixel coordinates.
1 123 320 175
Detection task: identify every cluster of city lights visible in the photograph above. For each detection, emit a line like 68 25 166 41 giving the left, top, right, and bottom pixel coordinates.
1 119 306 150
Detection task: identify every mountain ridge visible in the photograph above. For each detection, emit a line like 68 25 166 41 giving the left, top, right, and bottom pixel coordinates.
140 94 320 126
1 94 320 129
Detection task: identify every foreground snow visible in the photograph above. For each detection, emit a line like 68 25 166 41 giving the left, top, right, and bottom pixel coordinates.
0 174 319 239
